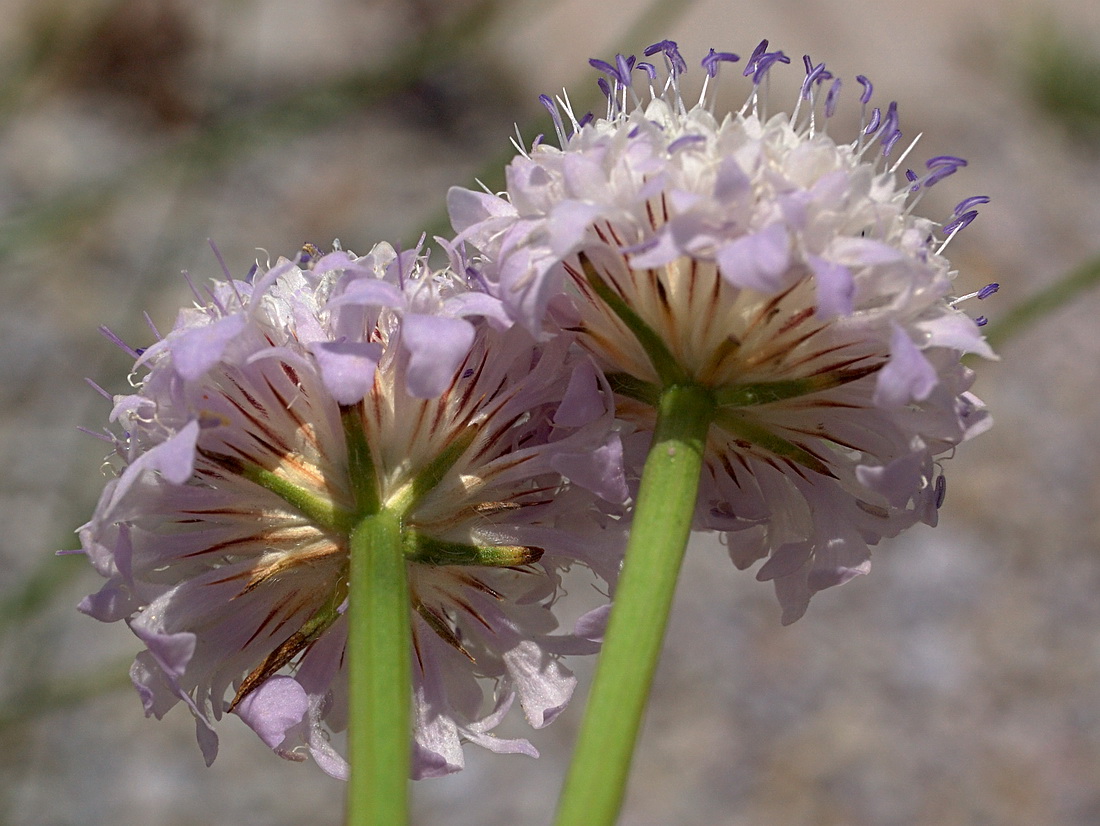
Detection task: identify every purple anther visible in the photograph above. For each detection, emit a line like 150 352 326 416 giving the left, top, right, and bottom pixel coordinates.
882 128 902 157
752 51 790 84
616 53 636 86
864 107 882 134
942 210 978 235
668 134 707 153
922 157 967 188
99 325 141 359
953 195 990 215
743 39 769 76
597 76 611 100
577 111 594 128
925 154 968 169
701 48 740 77
628 125 641 138
85 377 113 402
905 168 920 192
589 58 622 84
977 282 999 300
934 474 947 508
975 315 988 327
637 61 657 80
643 39 687 74
877 101 899 142
539 93 566 138
824 77 842 117
800 60 829 99
466 266 491 292
856 74 873 104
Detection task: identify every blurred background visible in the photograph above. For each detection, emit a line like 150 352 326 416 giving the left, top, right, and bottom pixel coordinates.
2 0 1099 824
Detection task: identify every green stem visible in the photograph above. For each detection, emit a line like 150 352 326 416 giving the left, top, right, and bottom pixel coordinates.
554 383 715 826
981 252 1100 351
346 510 411 826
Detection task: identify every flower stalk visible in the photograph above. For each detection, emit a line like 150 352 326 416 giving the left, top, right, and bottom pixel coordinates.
555 382 715 826
347 508 411 826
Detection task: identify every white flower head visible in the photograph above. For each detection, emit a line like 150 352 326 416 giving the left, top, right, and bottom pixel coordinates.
449 40 996 623
79 243 626 776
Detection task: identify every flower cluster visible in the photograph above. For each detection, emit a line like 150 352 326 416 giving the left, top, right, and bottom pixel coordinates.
449 39 994 623
79 242 626 777
79 36 995 778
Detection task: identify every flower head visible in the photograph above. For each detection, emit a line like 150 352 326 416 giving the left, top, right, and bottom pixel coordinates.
449 40 995 623
79 242 626 777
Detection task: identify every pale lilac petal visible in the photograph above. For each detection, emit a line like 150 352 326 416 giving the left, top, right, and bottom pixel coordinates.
874 324 938 406
151 419 201 485
808 254 854 318
915 312 997 359
856 451 927 508
309 340 383 405
716 223 791 291
574 604 611 642
103 421 199 520
547 200 603 256
827 236 904 266
329 278 404 310
503 640 576 728
756 542 811 582
447 186 517 234
553 360 606 427
626 227 684 269
129 625 196 680
551 435 629 504
169 314 246 381
401 314 475 398
236 676 310 750
441 291 512 329
806 546 871 592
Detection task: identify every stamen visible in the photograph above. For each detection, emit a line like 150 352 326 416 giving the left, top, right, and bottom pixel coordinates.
701 48 740 78
922 155 968 187
888 132 922 174
864 107 882 135
942 209 979 237
856 74 874 104
539 94 568 147
743 39 769 77
699 49 739 107
934 474 947 508
824 77 842 118
85 377 114 401
668 134 707 153
143 311 161 340
644 40 687 76
952 195 991 215
98 326 141 360
953 282 999 304
877 101 901 157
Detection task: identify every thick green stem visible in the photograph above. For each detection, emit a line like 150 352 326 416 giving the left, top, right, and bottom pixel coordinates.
346 510 411 826
554 383 715 826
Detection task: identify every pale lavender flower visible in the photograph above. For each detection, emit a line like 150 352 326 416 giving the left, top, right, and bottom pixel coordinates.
78 243 626 778
449 41 995 623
